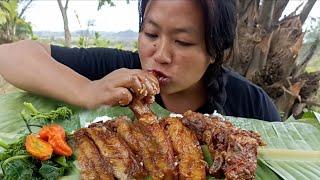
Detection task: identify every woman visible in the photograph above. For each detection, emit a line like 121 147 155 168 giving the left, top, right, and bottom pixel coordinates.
0 0 281 121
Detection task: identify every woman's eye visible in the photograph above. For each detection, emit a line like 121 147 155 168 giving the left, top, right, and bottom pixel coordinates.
145 32 158 39
176 40 193 46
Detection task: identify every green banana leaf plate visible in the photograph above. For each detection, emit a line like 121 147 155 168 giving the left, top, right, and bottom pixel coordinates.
0 92 319 180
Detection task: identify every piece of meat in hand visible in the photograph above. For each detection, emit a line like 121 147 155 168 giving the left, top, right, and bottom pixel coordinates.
126 72 179 179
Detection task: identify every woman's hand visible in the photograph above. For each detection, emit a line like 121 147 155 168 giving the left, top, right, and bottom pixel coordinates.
82 68 160 109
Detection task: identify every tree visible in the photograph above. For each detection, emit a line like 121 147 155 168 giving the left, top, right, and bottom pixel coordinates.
57 0 71 47
226 0 319 119
0 0 33 44
97 0 129 10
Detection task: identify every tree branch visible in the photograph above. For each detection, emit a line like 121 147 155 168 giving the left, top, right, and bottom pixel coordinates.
57 0 63 12
287 2 304 18
19 0 33 18
302 100 320 107
296 32 320 75
259 0 276 30
98 0 116 10
272 0 289 22
300 0 317 25
65 0 69 10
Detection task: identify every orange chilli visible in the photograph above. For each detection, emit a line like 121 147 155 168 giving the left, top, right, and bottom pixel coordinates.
39 124 66 141
25 134 53 161
48 134 73 156
39 124 72 157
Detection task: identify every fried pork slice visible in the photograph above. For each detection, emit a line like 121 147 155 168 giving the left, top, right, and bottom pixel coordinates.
181 110 264 180
74 129 114 180
105 117 177 180
129 97 158 123
162 117 206 180
85 125 146 179
224 130 261 180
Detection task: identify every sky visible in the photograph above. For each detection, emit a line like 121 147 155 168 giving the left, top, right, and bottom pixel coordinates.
22 0 139 32
22 0 320 32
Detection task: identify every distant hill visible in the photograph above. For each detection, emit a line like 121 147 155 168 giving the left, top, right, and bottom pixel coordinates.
34 30 138 41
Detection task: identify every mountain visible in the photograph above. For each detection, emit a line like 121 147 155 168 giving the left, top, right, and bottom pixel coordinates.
34 30 138 41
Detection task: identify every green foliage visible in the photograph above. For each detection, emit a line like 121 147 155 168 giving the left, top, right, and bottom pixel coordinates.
78 36 85 47
115 42 124 50
0 10 7 25
304 17 320 43
31 35 38 40
93 32 111 47
98 0 115 10
132 41 138 52
97 0 130 10
0 0 18 22
15 19 33 39
0 0 33 42
94 31 100 40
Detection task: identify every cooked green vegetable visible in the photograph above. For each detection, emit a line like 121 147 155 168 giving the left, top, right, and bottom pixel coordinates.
0 136 75 180
22 102 72 123
20 102 80 134
39 161 66 180
2 156 36 180
0 103 77 180
201 145 213 167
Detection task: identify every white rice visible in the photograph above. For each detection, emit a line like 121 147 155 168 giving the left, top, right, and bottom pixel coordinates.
84 115 113 128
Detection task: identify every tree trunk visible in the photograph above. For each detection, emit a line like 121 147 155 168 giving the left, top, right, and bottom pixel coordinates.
272 0 289 21
57 0 71 47
259 0 276 30
300 0 317 24
227 0 319 120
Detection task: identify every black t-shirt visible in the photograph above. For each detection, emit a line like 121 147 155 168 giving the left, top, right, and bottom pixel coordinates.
51 45 281 122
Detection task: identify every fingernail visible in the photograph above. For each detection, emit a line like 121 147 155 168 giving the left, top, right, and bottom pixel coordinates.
151 83 158 93
140 84 146 95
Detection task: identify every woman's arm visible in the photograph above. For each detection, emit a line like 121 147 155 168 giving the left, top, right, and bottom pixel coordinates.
0 40 91 107
0 40 159 109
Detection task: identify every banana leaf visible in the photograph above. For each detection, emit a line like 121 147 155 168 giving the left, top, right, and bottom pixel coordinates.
1 92 320 179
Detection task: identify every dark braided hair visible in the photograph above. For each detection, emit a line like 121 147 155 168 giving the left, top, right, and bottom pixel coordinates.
138 0 237 114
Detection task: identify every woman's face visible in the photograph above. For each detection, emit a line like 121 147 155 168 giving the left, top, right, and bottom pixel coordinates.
138 0 211 95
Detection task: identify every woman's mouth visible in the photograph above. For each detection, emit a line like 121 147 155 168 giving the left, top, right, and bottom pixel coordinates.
158 76 170 86
149 69 171 86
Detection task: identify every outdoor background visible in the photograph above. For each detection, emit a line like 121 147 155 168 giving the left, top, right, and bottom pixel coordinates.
0 0 320 120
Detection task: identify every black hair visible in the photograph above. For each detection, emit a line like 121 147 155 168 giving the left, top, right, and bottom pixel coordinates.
138 0 237 114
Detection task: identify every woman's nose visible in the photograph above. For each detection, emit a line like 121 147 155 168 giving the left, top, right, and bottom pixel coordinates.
154 38 172 64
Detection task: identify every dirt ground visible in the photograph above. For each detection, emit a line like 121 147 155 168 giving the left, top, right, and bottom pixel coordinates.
0 76 18 95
